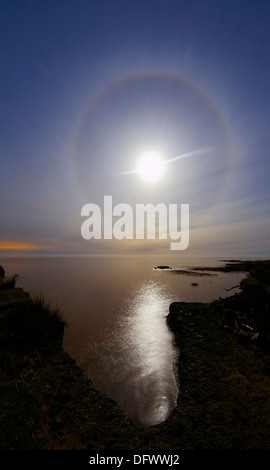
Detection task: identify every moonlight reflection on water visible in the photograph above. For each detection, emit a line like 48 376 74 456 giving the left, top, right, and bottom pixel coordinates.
85 280 179 427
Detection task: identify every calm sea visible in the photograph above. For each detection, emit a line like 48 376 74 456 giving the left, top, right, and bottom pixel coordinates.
1 255 246 426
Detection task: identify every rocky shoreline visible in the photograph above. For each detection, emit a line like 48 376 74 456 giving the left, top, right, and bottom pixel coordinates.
1 260 270 451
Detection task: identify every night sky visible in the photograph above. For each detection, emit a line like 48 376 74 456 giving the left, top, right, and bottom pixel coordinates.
1 0 270 257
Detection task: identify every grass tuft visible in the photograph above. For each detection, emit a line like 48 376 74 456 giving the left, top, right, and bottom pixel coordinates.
0 289 67 351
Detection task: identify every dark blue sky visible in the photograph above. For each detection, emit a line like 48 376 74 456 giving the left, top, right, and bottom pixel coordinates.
1 0 270 257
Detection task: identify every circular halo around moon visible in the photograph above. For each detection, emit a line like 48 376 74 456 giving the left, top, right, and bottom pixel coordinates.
74 72 231 209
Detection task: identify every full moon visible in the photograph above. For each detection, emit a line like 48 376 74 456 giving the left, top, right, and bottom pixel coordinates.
137 152 164 182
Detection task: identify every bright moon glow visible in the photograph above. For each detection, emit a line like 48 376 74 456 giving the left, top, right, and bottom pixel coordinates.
137 152 164 182
118 147 214 180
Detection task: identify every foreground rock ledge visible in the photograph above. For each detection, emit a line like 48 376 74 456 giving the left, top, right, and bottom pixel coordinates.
166 297 270 450
0 288 153 450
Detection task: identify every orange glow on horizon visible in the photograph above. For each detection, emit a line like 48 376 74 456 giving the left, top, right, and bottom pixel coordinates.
0 241 48 251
